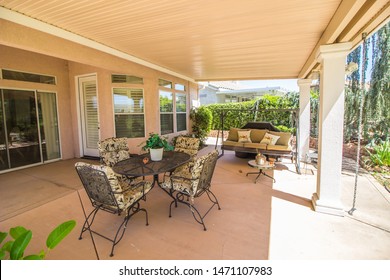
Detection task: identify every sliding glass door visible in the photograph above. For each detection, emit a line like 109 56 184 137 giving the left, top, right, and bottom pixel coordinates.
0 89 60 171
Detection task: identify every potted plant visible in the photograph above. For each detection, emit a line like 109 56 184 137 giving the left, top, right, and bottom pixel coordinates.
141 133 173 161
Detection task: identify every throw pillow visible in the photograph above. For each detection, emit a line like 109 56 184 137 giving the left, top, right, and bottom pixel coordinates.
260 132 280 145
237 130 252 143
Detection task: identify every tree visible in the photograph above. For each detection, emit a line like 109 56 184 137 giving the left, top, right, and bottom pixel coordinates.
366 22 390 141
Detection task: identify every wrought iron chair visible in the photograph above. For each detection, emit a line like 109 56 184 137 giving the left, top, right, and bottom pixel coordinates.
98 137 130 167
75 162 152 257
161 149 221 231
169 136 200 175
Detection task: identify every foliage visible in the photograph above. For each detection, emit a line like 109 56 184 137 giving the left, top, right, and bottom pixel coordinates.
190 106 213 146
309 89 320 137
276 125 295 134
344 22 389 143
0 220 76 260
204 94 298 133
366 140 390 167
366 22 390 141
140 132 173 151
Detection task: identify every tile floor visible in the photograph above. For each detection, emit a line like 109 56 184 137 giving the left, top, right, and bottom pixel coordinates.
0 145 389 260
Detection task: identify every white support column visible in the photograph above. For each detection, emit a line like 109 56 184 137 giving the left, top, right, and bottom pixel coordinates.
312 42 352 216
297 79 312 161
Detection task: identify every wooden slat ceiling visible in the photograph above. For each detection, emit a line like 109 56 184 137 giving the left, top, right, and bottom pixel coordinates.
0 0 389 81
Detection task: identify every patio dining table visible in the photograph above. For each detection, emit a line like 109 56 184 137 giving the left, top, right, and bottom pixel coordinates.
112 151 191 198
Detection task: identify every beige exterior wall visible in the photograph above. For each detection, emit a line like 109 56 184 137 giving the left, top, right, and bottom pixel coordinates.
0 45 75 160
0 19 198 164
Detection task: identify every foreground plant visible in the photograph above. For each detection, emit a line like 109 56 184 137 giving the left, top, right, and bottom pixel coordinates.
366 140 390 168
0 220 76 260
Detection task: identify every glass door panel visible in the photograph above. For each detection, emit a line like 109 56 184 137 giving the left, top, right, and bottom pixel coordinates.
3 89 41 168
0 92 9 170
37 92 61 161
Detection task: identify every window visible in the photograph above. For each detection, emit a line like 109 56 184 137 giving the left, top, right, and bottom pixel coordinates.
159 90 173 135
159 79 187 135
225 95 238 103
175 83 186 91
113 88 145 138
111 74 143 84
158 79 172 89
176 93 187 132
1 69 56 85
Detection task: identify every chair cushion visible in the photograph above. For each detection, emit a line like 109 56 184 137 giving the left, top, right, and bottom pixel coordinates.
266 145 291 151
268 131 292 146
161 150 218 198
175 136 200 150
222 140 244 147
243 142 267 150
237 130 252 143
98 137 129 152
98 137 130 167
226 128 249 142
250 129 268 143
75 162 151 210
260 132 280 145
174 147 198 156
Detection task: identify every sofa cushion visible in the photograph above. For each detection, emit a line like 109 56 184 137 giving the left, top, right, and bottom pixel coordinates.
250 129 268 143
243 143 267 150
226 128 249 142
266 144 292 151
222 140 244 147
268 131 292 146
237 130 252 143
260 132 280 145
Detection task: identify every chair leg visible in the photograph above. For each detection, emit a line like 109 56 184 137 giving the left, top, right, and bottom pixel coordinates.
109 202 149 257
171 192 208 231
205 189 221 210
79 203 149 257
79 207 100 240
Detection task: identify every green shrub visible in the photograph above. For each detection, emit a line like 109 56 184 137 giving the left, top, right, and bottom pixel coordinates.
366 140 390 167
190 106 213 146
204 94 298 132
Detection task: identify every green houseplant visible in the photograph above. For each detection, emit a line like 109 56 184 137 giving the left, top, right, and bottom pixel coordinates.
141 133 173 161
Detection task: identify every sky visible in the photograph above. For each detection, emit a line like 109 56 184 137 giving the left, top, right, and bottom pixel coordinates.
238 79 299 92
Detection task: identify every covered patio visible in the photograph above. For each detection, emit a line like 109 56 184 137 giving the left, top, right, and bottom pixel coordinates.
0 0 389 266
1 144 389 260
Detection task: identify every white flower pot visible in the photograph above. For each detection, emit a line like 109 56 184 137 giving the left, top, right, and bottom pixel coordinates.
150 148 163 161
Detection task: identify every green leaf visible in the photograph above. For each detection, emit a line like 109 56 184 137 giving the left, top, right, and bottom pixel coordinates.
23 254 43 260
38 249 46 259
10 230 32 260
9 226 28 239
2 240 14 252
0 232 8 244
46 220 76 250
0 250 5 260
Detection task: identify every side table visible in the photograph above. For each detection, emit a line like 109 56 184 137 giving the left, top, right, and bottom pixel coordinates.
246 160 276 183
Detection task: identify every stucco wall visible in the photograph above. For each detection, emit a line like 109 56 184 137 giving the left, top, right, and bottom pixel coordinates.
0 19 198 161
0 45 75 160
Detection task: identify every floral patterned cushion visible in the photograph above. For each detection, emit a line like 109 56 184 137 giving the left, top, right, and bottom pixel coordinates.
98 137 130 167
161 150 218 199
174 136 200 156
75 162 152 211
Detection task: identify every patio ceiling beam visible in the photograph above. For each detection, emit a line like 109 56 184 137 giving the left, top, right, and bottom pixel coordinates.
338 2 390 46
299 0 370 79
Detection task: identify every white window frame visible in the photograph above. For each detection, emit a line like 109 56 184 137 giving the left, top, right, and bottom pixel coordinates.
158 79 188 135
112 87 145 138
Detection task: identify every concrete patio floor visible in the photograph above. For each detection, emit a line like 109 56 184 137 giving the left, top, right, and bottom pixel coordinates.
0 144 389 260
